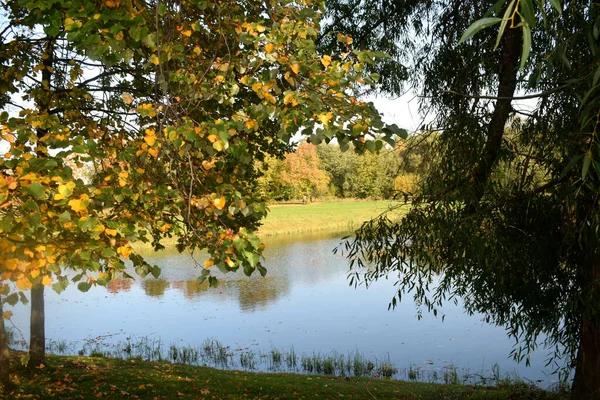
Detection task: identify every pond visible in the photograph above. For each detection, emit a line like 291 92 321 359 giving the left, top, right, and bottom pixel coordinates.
9 232 560 387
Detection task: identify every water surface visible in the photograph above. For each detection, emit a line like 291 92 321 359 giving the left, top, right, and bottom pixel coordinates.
10 232 558 386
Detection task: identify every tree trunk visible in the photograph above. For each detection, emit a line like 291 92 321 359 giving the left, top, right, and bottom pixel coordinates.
27 284 45 369
572 316 600 399
0 296 11 388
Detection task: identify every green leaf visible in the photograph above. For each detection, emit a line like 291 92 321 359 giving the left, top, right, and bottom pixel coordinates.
582 151 592 180
520 24 531 69
52 282 66 294
519 0 536 28
58 211 71 223
593 65 600 87
18 292 28 305
548 0 562 14
458 18 502 45
495 0 516 49
257 265 267 277
3 293 18 306
244 251 260 267
25 182 46 200
101 248 116 258
151 265 161 279
77 282 92 292
559 154 583 179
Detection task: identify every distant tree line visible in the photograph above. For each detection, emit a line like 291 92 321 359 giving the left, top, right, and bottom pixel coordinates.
256 136 433 202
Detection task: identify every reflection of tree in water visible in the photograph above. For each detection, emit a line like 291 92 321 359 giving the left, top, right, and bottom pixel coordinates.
237 275 290 312
143 279 171 297
106 278 133 294
167 274 290 312
171 280 210 298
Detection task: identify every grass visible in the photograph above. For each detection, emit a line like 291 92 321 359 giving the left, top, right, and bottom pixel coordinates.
257 199 404 237
3 353 568 400
131 199 405 251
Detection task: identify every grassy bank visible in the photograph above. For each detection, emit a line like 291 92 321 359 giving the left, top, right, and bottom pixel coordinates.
5 354 567 400
132 200 403 250
258 200 402 237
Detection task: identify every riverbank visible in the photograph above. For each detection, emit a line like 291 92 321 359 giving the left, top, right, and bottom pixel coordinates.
132 200 405 250
4 354 567 399
258 199 403 236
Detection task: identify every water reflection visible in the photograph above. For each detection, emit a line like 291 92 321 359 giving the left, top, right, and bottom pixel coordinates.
106 278 133 294
143 279 170 297
8 231 556 386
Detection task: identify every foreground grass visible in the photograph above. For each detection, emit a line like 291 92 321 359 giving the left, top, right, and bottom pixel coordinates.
4 355 566 400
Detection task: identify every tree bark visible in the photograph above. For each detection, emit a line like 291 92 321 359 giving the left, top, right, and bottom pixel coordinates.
572 250 600 400
0 296 11 388
469 21 522 208
572 316 600 399
27 284 45 369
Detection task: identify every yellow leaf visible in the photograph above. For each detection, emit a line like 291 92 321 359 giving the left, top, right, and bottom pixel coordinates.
318 112 333 126
213 140 225 151
202 160 215 170
203 259 214 269
193 46 202 55
148 147 159 158
2 133 15 143
245 119 258 131
2 311 12 320
30 269 40 279
207 134 218 143
105 0 120 7
225 257 235 268
150 55 159 65
263 92 276 104
291 63 300 74
15 276 32 290
284 93 298 106
64 17 75 30
105 228 118 236
117 246 133 258
256 24 265 33
55 183 74 200
251 82 263 93
19 172 37 181
157 223 172 233
240 75 250 85
68 197 88 214
42 276 53 286
122 93 133 104
182 30 192 37
212 196 226 210
138 103 156 117
321 55 332 68
264 43 275 53
144 129 157 146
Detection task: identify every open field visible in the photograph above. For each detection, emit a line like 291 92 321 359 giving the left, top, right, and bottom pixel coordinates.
132 200 406 251
258 200 404 236
3 354 567 399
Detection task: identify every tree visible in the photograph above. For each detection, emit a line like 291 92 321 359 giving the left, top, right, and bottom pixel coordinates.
281 142 330 199
0 0 403 386
328 1 600 398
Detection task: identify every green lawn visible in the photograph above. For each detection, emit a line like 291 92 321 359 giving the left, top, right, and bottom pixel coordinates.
258 200 404 237
4 355 566 400
132 200 405 250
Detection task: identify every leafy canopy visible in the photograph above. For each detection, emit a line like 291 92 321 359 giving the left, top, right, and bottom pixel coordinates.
0 0 405 300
